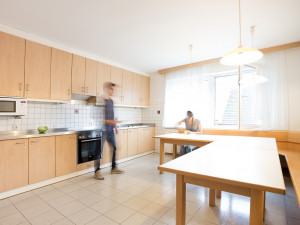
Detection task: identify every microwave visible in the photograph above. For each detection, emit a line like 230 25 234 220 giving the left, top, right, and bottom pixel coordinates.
0 97 27 116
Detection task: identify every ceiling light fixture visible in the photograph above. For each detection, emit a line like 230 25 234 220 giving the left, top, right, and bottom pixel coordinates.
220 0 263 66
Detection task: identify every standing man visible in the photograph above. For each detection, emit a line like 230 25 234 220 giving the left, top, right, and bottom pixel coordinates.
94 82 124 180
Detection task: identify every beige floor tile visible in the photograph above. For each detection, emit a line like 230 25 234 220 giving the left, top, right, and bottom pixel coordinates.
20 202 53 220
85 182 109 192
52 217 75 225
18 221 31 225
67 187 93 200
28 209 64 225
266 201 286 216
123 196 152 211
154 193 176 208
159 208 192 225
90 198 119 214
67 207 100 225
78 192 105 206
95 186 120 198
153 222 168 225
58 183 83 193
86 215 119 225
137 189 162 201
104 205 136 223
8 191 35 204
123 185 147 196
286 204 300 220
122 212 156 225
13 195 44 211
52 180 74 189
139 202 170 220
188 216 219 225
0 200 19 218
38 189 66 201
76 178 98 188
57 200 87 217
287 217 300 225
33 185 56 195
107 190 133 204
47 194 75 208
0 211 28 225
193 204 228 225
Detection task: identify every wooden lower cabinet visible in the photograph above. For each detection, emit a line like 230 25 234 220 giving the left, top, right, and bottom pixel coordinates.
56 134 77 176
116 129 128 159
0 139 28 192
127 129 138 156
149 127 155 150
138 128 147 154
29 136 55 184
101 140 112 164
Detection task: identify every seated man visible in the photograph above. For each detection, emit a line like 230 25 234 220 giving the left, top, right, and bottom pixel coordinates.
176 111 202 156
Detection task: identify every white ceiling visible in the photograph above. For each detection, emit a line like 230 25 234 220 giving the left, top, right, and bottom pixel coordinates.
0 0 299 74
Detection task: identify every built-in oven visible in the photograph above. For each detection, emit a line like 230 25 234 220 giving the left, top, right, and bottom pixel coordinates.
77 130 102 164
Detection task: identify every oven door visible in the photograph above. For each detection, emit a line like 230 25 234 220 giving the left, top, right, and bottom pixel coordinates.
77 137 102 164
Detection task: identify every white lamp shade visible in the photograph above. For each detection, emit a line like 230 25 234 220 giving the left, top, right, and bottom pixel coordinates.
220 47 263 66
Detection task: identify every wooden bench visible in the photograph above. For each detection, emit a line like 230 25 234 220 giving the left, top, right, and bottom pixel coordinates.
201 129 300 207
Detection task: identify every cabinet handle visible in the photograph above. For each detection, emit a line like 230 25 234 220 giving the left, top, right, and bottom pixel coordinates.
31 140 40 143
86 87 88 93
82 87 85 93
16 142 25 145
68 89 71 95
26 84 30 92
19 83 23 91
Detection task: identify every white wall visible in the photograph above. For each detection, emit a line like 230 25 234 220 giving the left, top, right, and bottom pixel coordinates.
286 47 300 131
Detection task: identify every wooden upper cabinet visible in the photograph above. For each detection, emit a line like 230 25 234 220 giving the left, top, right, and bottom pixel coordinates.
132 73 141 106
25 41 51 99
29 136 55 184
50 48 72 101
0 139 28 192
85 58 97 96
72 54 86 95
122 70 133 105
0 32 25 97
96 62 111 102
56 134 77 177
110 66 123 104
141 75 150 106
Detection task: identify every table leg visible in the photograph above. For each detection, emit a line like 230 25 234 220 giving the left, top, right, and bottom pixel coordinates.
209 189 216 207
160 140 165 174
216 190 221 198
263 191 266 221
173 144 177 159
249 189 264 225
176 174 186 225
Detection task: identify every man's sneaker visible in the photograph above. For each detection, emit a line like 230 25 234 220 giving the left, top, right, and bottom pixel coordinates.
94 170 104 180
111 167 124 174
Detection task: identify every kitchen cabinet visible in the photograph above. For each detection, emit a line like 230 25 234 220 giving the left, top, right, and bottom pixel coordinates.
96 62 111 102
127 128 138 156
146 127 155 151
25 41 51 99
101 140 113 164
122 70 133 105
72 54 86 95
140 75 150 106
137 128 147 154
132 73 140 106
116 129 128 159
110 66 123 104
0 32 25 97
85 58 97 96
0 139 28 192
50 48 72 101
56 134 77 176
29 136 55 184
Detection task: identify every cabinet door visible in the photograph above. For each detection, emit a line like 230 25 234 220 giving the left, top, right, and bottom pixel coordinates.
29 136 55 184
137 128 147 154
96 62 111 102
137 74 144 106
110 66 123 104
0 32 25 97
150 127 155 150
116 129 128 159
56 134 77 176
85 58 97 96
127 129 138 156
0 139 28 192
72 54 86 95
141 76 150 106
25 41 51 99
132 73 140 106
122 70 133 105
50 48 72 100
101 140 112 164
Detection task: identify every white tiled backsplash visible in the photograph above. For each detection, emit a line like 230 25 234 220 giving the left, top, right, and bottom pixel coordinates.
0 100 142 131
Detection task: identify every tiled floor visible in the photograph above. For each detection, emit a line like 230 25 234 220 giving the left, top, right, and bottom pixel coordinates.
0 153 299 225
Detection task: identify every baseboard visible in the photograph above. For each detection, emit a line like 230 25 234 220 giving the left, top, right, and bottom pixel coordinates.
0 150 154 200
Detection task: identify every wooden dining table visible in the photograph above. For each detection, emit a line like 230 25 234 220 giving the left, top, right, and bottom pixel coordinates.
154 133 285 225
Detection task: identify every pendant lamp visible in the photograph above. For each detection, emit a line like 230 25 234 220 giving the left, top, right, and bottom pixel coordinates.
220 0 263 66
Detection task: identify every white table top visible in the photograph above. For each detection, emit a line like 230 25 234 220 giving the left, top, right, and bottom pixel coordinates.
157 133 285 194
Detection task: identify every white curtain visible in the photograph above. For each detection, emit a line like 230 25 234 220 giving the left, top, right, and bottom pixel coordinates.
163 66 208 128
251 50 289 130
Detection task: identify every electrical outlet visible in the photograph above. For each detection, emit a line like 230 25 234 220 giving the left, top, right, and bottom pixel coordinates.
74 109 79 114
12 125 18 130
157 110 160 114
